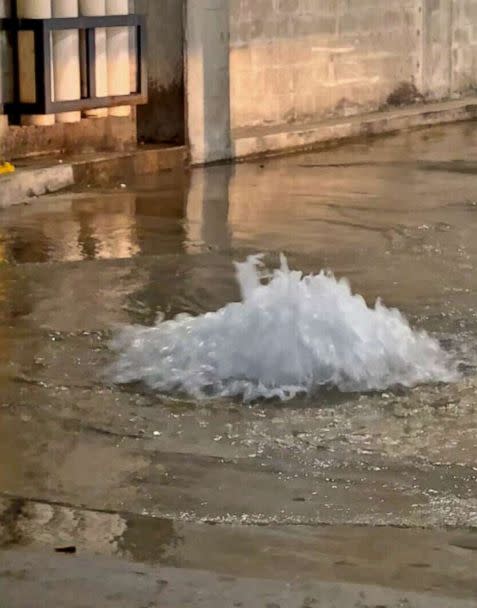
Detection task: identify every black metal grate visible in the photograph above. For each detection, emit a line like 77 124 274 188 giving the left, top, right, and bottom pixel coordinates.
0 13 147 121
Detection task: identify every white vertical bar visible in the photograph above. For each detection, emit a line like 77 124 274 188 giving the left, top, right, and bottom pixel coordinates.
51 0 81 123
0 0 12 122
79 0 108 118
17 0 55 126
128 0 136 93
17 0 51 19
106 0 131 117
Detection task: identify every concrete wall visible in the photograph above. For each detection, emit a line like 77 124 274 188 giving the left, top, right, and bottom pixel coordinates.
0 117 137 159
135 0 185 144
186 0 477 163
229 0 419 129
421 0 477 98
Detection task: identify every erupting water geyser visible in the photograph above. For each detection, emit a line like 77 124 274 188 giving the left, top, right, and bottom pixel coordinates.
111 255 457 401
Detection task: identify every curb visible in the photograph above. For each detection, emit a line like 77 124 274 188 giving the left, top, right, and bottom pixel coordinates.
232 97 477 159
72 146 187 185
0 164 75 209
0 145 187 209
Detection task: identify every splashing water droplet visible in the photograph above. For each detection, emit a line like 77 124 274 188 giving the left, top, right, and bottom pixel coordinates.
110 255 458 402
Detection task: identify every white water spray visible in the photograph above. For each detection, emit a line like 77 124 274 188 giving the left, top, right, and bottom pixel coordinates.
111 255 457 401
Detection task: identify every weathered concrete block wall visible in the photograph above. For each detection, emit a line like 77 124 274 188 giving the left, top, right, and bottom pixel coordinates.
183 0 477 163
421 0 477 98
229 0 419 129
450 0 477 94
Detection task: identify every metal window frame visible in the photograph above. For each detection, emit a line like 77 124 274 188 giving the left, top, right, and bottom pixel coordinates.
0 14 147 119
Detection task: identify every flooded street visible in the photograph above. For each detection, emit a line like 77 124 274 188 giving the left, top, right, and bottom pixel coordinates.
1 123 477 607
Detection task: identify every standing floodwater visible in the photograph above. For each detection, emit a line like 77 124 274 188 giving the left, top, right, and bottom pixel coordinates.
1 123 477 606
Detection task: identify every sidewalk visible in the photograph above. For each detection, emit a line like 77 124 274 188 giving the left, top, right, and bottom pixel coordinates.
1 492 476 608
233 96 477 159
0 145 187 209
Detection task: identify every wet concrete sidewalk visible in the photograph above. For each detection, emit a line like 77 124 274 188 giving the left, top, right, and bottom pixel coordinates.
1 495 477 607
1 123 477 606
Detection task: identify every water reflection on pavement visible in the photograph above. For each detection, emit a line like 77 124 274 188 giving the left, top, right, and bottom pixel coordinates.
1 123 477 607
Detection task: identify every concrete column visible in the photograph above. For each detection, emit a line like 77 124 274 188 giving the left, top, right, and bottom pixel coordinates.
51 0 81 123
17 0 55 126
79 0 108 118
106 0 131 117
185 0 231 164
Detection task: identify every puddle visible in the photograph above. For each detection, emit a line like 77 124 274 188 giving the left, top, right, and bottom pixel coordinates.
0 122 476 535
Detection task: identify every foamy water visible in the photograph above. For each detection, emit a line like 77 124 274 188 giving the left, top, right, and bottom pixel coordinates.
111 255 458 401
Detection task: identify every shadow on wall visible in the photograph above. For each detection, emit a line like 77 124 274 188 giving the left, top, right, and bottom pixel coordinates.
135 0 185 144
